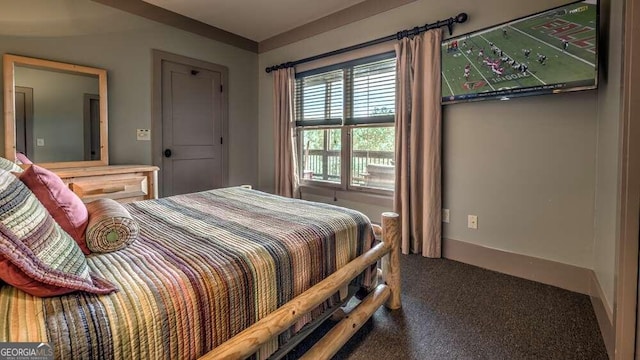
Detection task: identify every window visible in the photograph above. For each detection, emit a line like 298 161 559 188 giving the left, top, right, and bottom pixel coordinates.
296 53 396 193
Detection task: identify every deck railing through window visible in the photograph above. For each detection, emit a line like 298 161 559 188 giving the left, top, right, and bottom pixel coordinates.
302 149 394 188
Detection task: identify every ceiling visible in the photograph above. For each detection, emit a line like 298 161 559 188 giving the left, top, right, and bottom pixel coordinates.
142 0 367 42
0 1 145 37
0 0 413 52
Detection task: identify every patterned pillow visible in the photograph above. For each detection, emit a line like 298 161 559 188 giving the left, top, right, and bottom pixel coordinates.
86 199 139 253
0 156 22 173
0 170 117 297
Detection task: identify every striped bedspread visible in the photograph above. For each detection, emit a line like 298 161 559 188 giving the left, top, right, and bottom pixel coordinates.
0 187 375 359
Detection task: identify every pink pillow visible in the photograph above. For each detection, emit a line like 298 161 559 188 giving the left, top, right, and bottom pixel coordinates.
15 152 32 165
19 165 91 254
0 254 114 297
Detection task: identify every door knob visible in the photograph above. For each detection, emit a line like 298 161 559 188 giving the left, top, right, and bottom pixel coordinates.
164 149 172 158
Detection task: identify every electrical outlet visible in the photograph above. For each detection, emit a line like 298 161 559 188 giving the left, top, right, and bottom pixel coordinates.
467 215 478 229
442 209 450 223
137 129 151 141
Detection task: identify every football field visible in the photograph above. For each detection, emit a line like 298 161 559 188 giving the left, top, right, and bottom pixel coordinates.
441 1 597 99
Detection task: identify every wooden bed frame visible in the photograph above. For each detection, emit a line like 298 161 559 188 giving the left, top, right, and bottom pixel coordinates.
200 212 401 360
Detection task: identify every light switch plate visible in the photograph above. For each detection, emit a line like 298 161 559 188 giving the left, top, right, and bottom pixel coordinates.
36 138 45 146
137 129 151 141
442 209 450 223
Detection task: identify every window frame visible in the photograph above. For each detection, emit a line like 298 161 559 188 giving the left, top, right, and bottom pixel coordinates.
295 52 396 196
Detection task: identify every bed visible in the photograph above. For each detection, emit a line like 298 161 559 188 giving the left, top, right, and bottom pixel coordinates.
0 186 400 359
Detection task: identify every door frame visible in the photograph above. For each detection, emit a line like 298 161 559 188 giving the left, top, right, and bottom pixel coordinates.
14 86 34 158
83 93 100 161
617 0 640 357
152 49 229 197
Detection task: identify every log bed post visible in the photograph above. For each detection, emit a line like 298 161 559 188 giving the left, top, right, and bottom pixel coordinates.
381 211 401 309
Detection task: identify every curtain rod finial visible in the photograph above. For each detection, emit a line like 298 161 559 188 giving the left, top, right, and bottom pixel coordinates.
456 13 468 24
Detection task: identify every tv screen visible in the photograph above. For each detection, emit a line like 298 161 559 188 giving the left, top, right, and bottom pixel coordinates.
441 0 598 104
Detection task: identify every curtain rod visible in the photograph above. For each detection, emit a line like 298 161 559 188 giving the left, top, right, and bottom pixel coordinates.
265 12 468 74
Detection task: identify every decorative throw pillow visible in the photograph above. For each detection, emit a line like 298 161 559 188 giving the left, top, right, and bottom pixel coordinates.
0 156 22 173
0 170 116 297
19 165 91 254
15 152 33 165
86 199 139 253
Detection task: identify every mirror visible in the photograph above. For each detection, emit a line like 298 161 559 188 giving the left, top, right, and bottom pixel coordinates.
3 54 108 168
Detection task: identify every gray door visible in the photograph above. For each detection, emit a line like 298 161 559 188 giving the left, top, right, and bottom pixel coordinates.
162 61 223 196
14 86 34 158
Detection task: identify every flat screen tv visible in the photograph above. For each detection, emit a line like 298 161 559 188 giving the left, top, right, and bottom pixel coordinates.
441 0 598 104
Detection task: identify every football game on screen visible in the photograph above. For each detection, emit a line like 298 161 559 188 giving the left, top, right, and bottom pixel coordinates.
441 0 597 103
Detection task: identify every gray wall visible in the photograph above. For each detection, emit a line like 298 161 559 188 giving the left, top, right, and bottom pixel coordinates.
593 0 623 314
0 0 259 186
258 0 600 268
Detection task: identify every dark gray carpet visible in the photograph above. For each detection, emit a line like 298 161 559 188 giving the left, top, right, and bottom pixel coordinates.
289 255 608 360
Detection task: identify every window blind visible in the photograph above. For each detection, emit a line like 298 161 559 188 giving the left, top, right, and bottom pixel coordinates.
295 52 396 127
348 57 396 125
295 69 343 126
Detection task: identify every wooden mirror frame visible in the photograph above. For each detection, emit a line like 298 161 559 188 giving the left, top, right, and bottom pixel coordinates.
3 54 108 168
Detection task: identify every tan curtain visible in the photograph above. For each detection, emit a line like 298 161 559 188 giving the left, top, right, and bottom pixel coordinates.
273 68 299 198
394 29 442 257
